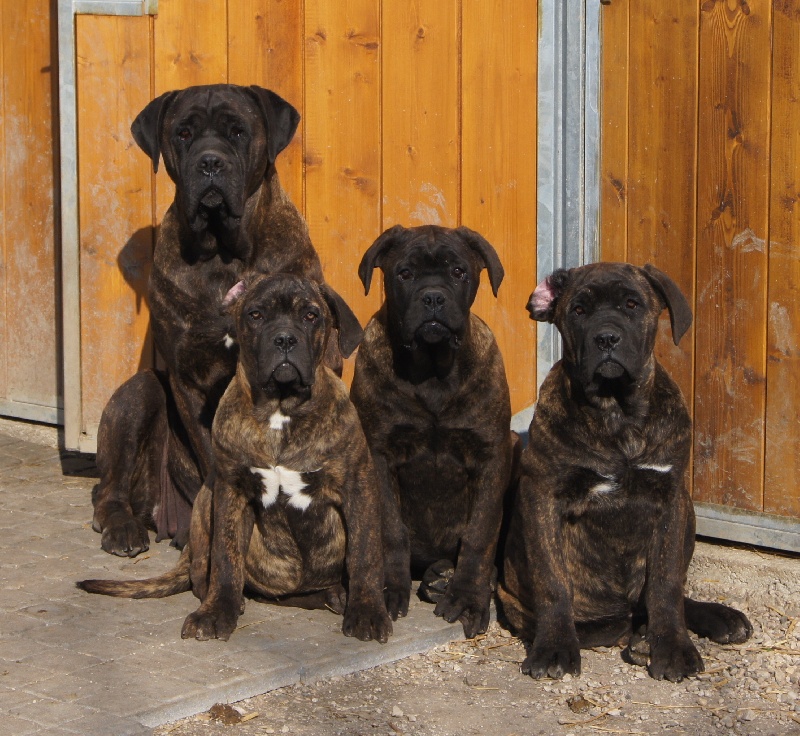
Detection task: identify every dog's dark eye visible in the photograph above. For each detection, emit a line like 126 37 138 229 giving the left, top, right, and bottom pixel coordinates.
626 299 639 310
230 126 245 140
177 128 192 142
248 310 263 321
452 267 466 280
574 305 586 316
398 269 413 282
303 311 319 323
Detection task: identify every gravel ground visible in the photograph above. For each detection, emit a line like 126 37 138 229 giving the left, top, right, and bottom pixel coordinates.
154 541 800 736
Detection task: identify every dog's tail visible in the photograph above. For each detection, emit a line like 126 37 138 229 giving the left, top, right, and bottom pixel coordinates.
76 546 191 598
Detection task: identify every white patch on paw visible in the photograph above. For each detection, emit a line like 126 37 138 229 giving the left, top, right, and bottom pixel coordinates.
636 463 672 473
223 333 235 349
250 466 312 510
590 480 618 495
269 410 291 431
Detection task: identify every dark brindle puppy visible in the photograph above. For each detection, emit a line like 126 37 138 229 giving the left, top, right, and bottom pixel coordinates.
80 274 392 644
351 225 514 639
499 262 752 682
92 84 327 558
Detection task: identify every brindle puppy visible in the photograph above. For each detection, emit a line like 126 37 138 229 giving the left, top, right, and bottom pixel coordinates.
499 262 752 682
79 274 392 644
351 225 515 639
92 85 328 558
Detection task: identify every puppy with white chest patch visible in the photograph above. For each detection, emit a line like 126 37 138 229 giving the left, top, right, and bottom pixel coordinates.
499 262 752 682
79 274 392 644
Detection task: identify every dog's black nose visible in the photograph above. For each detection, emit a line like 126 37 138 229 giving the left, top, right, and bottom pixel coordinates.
198 153 224 177
422 290 446 309
595 332 620 352
273 333 298 352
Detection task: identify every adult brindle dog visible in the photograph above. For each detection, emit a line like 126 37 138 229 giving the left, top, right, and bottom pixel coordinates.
351 225 515 639
92 85 326 558
79 274 392 644
499 262 752 682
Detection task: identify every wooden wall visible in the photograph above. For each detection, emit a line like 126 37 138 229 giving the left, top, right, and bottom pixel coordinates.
73 0 538 443
600 0 800 519
0 0 61 423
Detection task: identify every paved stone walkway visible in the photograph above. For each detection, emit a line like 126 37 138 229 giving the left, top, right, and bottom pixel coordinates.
0 430 464 736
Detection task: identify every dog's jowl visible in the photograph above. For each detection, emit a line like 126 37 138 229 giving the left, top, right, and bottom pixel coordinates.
91 85 327 559
79 275 392 645
499 262 752 682
351 225 515 639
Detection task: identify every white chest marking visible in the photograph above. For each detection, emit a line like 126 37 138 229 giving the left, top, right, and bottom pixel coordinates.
636 464 673 473
590 480 619 495
250 466 312 511
223 333 235 349
269 410 291 431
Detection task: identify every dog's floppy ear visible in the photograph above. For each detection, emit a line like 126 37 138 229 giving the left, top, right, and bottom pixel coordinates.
642 264 693 346
527 269 571 323
247 86 300 166
222 280 248 310
358 225 407 295
320 284 364 359
131 90 179 173
455 227 505 297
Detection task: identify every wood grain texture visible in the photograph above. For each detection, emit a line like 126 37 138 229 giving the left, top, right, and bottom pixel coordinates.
1 0 60 410
381 0 459 228
0 0 7 400
599 0 629 264
625 1 699 412
764 1 800 518
153 0 228 222
693 0 771 511
303 0 382 353
461 1 537 413
76 15 154 434
228 0 305 209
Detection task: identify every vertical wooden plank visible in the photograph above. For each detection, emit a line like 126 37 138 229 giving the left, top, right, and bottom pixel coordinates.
625 2 699 411
228 0 305 209
694 0 771 511
764 1 800 518
461 1 537 413
381 1 459 228
153 0 229 221
1 0 59 411
303 0 382 338
0 0 7 401
77 15 154 434
599 0 629 264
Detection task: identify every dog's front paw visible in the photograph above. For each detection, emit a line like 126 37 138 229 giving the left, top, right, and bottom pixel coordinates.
99 515 150 558
685 599 753 644
648 633 703 682
433 585 491 639
182 606 239 641
342 599 393 644
384 582 411 620
522 636 581 679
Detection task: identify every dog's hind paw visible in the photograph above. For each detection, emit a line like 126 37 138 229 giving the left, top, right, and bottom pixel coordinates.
684 598 753 644
419 560 455 604
621 625 650 667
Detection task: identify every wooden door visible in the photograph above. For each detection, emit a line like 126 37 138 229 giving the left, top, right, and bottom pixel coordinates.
71 0 539 451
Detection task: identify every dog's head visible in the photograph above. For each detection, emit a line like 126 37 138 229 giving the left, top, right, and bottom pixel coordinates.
131 84 300 235
527 262 692 391
223 274 362 405
358 225 504 350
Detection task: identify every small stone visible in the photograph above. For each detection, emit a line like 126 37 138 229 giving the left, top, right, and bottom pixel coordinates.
739 709 756 722
392 706 404 717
